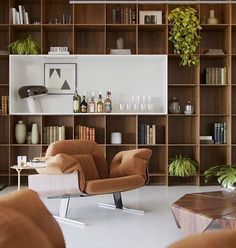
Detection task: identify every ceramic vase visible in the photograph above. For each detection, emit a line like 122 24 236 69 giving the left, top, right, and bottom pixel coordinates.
31 123 39 144
15 120 27 144
207 10 218 25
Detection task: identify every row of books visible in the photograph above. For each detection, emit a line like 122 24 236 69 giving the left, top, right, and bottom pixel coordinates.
75 125 96 141
12 5 30 24
43 126 66 144
111 7 136 24
1 96 9 115
139 124 156 145
205 67 227 85
213 122 227 144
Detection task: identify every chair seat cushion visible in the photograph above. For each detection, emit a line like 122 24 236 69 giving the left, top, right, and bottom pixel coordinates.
85 175 145 195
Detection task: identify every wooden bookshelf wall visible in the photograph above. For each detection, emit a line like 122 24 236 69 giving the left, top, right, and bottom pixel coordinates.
0 0 236 186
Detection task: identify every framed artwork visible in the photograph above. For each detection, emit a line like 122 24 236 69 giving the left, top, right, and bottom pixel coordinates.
139 11 162 25
44 63 77 95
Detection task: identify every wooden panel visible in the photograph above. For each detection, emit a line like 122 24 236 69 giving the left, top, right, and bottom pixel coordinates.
0 27 9 52
232 4 236 24
232 58 236 85
75 4 105 24
0 116 9 144
232 28 236 54
168 146 198 164
231 117 236 144
0 146 9 173
168 176 198 186
0 58 9 84
148 176 167 185
106 115 136 144
0 1 9 24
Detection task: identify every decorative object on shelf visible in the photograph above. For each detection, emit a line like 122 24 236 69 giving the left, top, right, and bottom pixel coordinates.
44 63 77 95
15 120 27 144
168 7 201 66
11 5 30 24
17 156 27 167
48 14 72 24
204 165 236 190
207 10 218 25
116 38 124 49
48 47 69 55
104 91 112 113
27 131 32 144
9 35 40 54
200 135 214 144
111 132 122 144
168 155 198 177
201 15 207 24
73 89 81 113
139 11 162 25
168 96 181 114
184 101 194 115
31 123 39 144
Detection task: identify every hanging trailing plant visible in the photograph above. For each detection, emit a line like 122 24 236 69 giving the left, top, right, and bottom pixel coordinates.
168 7 202 66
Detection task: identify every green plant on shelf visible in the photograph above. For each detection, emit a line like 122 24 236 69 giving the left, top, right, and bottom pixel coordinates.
204 165 236 189
168 6 202 67
9 35 40 55
168 155 198 177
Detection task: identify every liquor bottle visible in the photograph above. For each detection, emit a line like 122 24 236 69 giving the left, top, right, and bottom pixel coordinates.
80 93 88 113
88 92 96 113
97 92 104 113
104 91 112 113
73 90 81 113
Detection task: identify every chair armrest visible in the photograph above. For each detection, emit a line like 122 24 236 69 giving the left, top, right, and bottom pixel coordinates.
109 148 152 182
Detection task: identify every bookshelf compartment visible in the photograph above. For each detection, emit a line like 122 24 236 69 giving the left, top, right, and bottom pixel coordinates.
106 145 136 165
200 146 228 173
74 27 105 54
42 0 72 24
42 27 73 54
74 115 105 144
138 27 167 54
232 87 236 114
200 27 229 55
0 2 9 24
10 116 42 144
168 176 197 186
232 146 236 164
168 57 199 85
232 27 236 54
0 117 9 144
106 27 136 54
75 4 105 24
0 58 9 84
42 115 73 144
0 27 9 52
138 115 166 144
232 58 236 85
200 87 229 114
0 146 9 174
148 176 166 185
200 4 230 25
232 4 236 24
231 116 236 144
168 86 198 114
106 115 136 145
168 116 197 144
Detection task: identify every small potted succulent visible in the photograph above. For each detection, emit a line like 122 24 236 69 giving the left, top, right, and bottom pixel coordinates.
168 155 198 177
204 165 236 190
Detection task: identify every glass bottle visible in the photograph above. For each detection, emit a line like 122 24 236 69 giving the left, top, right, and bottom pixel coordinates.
184 101 194 115
73 90 81 113
104 91 112 113
97 93 104 113
88 92 96 113
168 96 181 114
80 93 88 113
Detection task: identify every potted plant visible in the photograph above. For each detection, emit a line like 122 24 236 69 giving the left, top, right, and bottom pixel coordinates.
168 6 202 66
9 35 40 54
168 155 198 177
204 165 236 189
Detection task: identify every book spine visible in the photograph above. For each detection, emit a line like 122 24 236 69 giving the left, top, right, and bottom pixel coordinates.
205 68 209 84
144 125 147 144
18 5 23 24
43 126 47 144
112 8 116 24
46 126 50 144
220 122 224 144
146 125 150 145
149 126 153 145
139 124 145 144
152 124 156 145
61 126 65 140
86 126 90 140
49 126 53 144
131 8 136 24
224 122 227 144
12 8 16 24
58 126 62 140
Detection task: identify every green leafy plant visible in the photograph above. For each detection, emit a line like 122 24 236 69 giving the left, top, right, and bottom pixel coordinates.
9 35 40 54
168 155 198 177
168 7 202 66
204 165 236 189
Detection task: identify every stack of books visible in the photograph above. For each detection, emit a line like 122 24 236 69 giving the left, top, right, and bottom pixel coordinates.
204 49 225 55
112 7 136 24
11 5 30 24
1 96 9 115
75 125 95 141
205 67 227 85
200 136 214 144
213 122 227 144
43 126 66 144
139 124 156 145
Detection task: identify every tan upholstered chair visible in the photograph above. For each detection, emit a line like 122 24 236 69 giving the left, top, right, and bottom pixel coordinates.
29 140 152 225
0 189 65 248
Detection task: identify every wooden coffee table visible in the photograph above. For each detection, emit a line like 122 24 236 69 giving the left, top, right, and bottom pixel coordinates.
171 191 236 235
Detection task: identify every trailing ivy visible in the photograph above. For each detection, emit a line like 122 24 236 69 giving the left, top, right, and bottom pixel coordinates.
168 7 202 66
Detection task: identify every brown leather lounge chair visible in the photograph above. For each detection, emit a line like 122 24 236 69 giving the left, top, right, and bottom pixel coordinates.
28 139 152 226
0 189 65 248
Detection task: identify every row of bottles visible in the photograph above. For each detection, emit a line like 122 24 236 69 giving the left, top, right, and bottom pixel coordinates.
73 91 112 113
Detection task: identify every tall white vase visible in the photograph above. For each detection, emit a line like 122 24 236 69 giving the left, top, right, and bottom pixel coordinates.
31 123 39 144
15 120 27 144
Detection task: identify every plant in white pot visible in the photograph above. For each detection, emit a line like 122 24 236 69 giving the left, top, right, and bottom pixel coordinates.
204 165 236 190
168 155 198 177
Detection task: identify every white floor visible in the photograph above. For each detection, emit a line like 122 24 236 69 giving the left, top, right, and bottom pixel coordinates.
1 185 221 248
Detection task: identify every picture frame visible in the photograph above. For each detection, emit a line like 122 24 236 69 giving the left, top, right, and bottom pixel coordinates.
139 11 162 25
44 63 77 95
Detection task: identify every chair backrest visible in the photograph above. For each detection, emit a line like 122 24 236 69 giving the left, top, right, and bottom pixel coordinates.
45 139 109 180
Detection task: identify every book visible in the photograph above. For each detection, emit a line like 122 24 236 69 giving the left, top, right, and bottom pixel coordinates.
152 124 156 145
12 8 17 24
18 5 23 24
